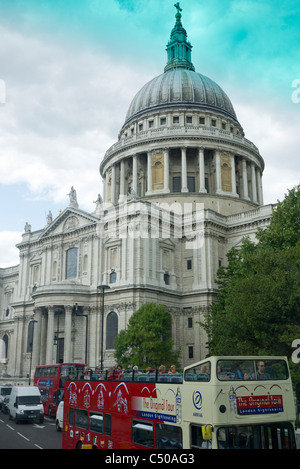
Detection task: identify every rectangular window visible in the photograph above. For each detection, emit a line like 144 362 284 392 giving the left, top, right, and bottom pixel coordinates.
186 116 193 124
188 317 193 328
104 414 111 436
132 420 154 448
188 346 194 359
160 117 166 125
148 120 154 128
187 176 195 192
199 117 205 125
211 119 216 127
187 259 192 270
217 423 296 449
89 412 103 434
69 407 74 426
191 424 211 449
173 176 181 192
173 116 179 124
75 409 88 430
66 247 78 279
156 423 182 449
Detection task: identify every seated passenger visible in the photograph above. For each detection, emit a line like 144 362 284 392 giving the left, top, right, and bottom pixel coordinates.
252 361 270 380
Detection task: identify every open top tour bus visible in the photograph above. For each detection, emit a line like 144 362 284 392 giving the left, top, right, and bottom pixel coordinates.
62 356 296 449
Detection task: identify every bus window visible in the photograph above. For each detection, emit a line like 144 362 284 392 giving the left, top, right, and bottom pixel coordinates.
184 361 210 382
69 407 74 426
132 420 154 448
89 412 103 434
104 414 111 436
75 409 88 430
217 359 289 381
190 424 212 449
217 423 296 449
156 423 182 449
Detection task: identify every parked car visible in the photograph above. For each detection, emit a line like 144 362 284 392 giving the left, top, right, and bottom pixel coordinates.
56 401 64 431
0 385 12 410
1 396 10 414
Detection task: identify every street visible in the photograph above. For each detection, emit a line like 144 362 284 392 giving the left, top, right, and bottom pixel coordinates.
0 411 62 449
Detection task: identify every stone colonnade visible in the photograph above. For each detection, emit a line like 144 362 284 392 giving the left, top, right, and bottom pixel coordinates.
103 147 263 206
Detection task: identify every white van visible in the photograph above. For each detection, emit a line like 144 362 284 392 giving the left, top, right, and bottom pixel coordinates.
55 401 64 431
8 386 44 424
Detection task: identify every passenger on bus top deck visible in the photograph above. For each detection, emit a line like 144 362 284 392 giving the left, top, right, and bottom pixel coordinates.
158 365 166 374
201 364 210 375
83 366 91 380
168 365 177 374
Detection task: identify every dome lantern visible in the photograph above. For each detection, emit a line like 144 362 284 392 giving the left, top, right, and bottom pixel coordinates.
164 3 195 73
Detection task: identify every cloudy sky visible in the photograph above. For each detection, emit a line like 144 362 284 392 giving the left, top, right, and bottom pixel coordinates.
0 0 299 267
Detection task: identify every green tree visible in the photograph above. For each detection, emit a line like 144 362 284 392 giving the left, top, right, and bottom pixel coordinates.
114 302 180 368
202 185 300 357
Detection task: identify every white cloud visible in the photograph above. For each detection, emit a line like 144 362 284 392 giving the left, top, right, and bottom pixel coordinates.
0 232 21 268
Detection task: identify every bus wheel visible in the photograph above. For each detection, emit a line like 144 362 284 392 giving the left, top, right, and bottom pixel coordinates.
76 441 83 449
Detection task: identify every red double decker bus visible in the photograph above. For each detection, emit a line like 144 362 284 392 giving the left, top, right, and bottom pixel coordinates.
34 363 85 417
62 356 297 449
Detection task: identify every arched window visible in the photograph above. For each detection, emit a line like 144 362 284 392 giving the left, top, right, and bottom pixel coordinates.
110 271 117 284
106 311 118 350
66 247 78 279
2 335 8 360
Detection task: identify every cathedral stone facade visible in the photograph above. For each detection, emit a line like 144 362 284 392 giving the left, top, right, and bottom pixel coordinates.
0 7 274 380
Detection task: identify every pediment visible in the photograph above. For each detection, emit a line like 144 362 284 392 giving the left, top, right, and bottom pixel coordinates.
39 207 99 239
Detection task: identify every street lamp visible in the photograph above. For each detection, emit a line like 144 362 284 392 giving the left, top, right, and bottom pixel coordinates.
28 320 38 385
97 285 110 370
74 303 89 364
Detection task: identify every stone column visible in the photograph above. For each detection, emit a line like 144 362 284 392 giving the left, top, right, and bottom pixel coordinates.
46 306 55 364
132 155 138 195
32 307 42 369
119 159 126 203
146 151 152 194
181 147 188 192
242 158 249 200
256 169 264 205
64 305 72 363
251 163 258 203
231 154 238 196
198 147 207 193
103 175 107 204
111 165 116 204
163 149 170 192
215 150 222 193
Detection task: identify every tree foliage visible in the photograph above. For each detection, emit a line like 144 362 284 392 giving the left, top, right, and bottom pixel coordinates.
114 302 181 368
202 185 300 361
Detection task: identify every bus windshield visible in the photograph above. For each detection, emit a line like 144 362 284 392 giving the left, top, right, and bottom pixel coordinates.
217 359 289 381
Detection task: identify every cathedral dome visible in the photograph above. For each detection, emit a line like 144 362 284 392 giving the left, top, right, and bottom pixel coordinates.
125 68 237 124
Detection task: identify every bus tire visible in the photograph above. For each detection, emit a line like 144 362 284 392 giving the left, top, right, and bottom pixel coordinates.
76 441 83 449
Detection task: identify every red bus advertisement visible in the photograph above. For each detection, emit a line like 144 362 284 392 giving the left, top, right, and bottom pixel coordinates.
62 356 296 449
34 363 85 417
